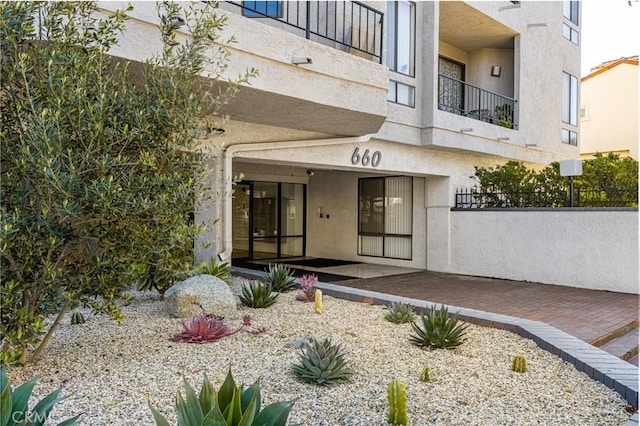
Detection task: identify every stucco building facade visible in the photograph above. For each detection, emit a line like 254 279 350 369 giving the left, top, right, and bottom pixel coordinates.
102 1 582 275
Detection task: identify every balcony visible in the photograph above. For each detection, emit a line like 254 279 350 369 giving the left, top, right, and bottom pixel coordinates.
224 1 383 63
438 74 517 129
211 1 388 136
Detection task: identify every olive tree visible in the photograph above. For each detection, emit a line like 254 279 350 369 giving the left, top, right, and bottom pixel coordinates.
0 1 255 364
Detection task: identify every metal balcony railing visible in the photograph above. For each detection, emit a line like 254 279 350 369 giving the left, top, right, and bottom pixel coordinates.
438 74 518 129
225 1 383 63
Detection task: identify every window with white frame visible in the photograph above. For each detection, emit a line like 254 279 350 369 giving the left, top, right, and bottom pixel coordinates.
387 1 415 76
358 177 412 260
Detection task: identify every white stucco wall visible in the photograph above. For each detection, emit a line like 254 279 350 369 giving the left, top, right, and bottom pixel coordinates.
450 210 639 294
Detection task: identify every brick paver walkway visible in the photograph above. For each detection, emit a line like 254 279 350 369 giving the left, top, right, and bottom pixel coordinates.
335 271 639 344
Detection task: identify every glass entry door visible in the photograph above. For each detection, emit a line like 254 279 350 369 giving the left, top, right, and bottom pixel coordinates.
232 181 306 260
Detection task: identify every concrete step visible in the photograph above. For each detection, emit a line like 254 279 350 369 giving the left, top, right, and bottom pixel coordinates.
597 325 639 365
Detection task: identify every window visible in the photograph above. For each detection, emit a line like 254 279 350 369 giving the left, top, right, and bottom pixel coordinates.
562 71 578 126
562 129 577 146
242 1 282 18
358 177 412 260
388 80 415 107
562 1 579 44
563 23 579 44
580 104 590 121
387 1 415 76
563 1 579 25
438 56 465 113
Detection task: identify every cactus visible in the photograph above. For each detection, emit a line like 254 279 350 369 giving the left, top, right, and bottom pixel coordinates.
315 289 323 314
70 311 85 325
387 379 408 426
420 366 431 382
511 354 527 373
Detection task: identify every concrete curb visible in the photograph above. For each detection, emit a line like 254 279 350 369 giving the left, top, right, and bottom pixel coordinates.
232 267 639 418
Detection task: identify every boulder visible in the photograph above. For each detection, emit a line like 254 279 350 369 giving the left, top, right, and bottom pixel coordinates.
164 274 237 318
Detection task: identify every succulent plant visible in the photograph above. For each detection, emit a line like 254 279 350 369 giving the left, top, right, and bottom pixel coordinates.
149 367 294 426
171 304 264 343
511 354 528 373
0 366 81 426
408 305 469 350
384 301 416 324
197 259 232 282
387 379 408 426
70 311 85 325
264 264 297 292
420 366 431 382
239 280 279 308
292 337 354 386
295 274 318 302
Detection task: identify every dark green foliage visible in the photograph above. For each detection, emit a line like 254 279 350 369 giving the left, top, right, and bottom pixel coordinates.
409 305 469 350
148 368 294 426
239 281 279 308
0 366 81 425
292 337 354 386
470 154 638 208
384 302 416 324
0 1 255 364
264 264 297 293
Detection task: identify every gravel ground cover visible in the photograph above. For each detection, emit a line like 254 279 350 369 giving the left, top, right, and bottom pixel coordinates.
7 276 632 425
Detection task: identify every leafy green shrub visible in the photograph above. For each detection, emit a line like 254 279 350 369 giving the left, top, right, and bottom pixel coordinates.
149 368 294 426
264 264 297 293
239 281 279 308
387 379 408 426
384 302 416 324
0 366 80 425
409 305 469 350
511 354 528 373
292 337 354 386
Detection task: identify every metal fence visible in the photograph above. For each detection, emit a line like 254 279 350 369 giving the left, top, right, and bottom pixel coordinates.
438 74 517 129
225 1 384 63
455 186 639 208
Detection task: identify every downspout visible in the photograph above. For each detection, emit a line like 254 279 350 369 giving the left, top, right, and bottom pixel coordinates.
217 134 372 261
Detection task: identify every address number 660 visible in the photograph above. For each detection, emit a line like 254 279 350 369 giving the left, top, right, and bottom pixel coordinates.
351 147 381 167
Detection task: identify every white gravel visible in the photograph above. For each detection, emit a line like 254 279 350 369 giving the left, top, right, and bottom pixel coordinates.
6 276 632 425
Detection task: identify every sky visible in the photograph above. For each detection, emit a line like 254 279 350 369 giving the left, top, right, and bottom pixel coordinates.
580 0 639 77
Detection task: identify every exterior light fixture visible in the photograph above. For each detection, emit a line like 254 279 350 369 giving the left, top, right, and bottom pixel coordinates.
491 66 501 77
292 57 312 65
497 137 510 141
525 143 537 147
460 128 473 133
527 23 547 28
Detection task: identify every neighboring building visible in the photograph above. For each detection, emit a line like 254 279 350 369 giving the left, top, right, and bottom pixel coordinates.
580 56 639 160
103 1 581 274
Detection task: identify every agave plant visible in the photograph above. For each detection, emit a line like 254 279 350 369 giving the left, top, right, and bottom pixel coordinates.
408 305 469 350
0 366 80 426
295 274 318 302
384 301 416 324
292 337 354 386
197 259 232 282
149 368 294 426
239 280 279 308
264 264 297 293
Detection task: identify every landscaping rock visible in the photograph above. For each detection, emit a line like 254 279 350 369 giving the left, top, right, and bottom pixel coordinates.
164 274 237 318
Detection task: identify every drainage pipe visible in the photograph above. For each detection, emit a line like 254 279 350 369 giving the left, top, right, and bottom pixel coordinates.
217 134 373 261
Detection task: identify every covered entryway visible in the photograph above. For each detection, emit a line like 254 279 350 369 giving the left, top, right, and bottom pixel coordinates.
232 181 306 260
